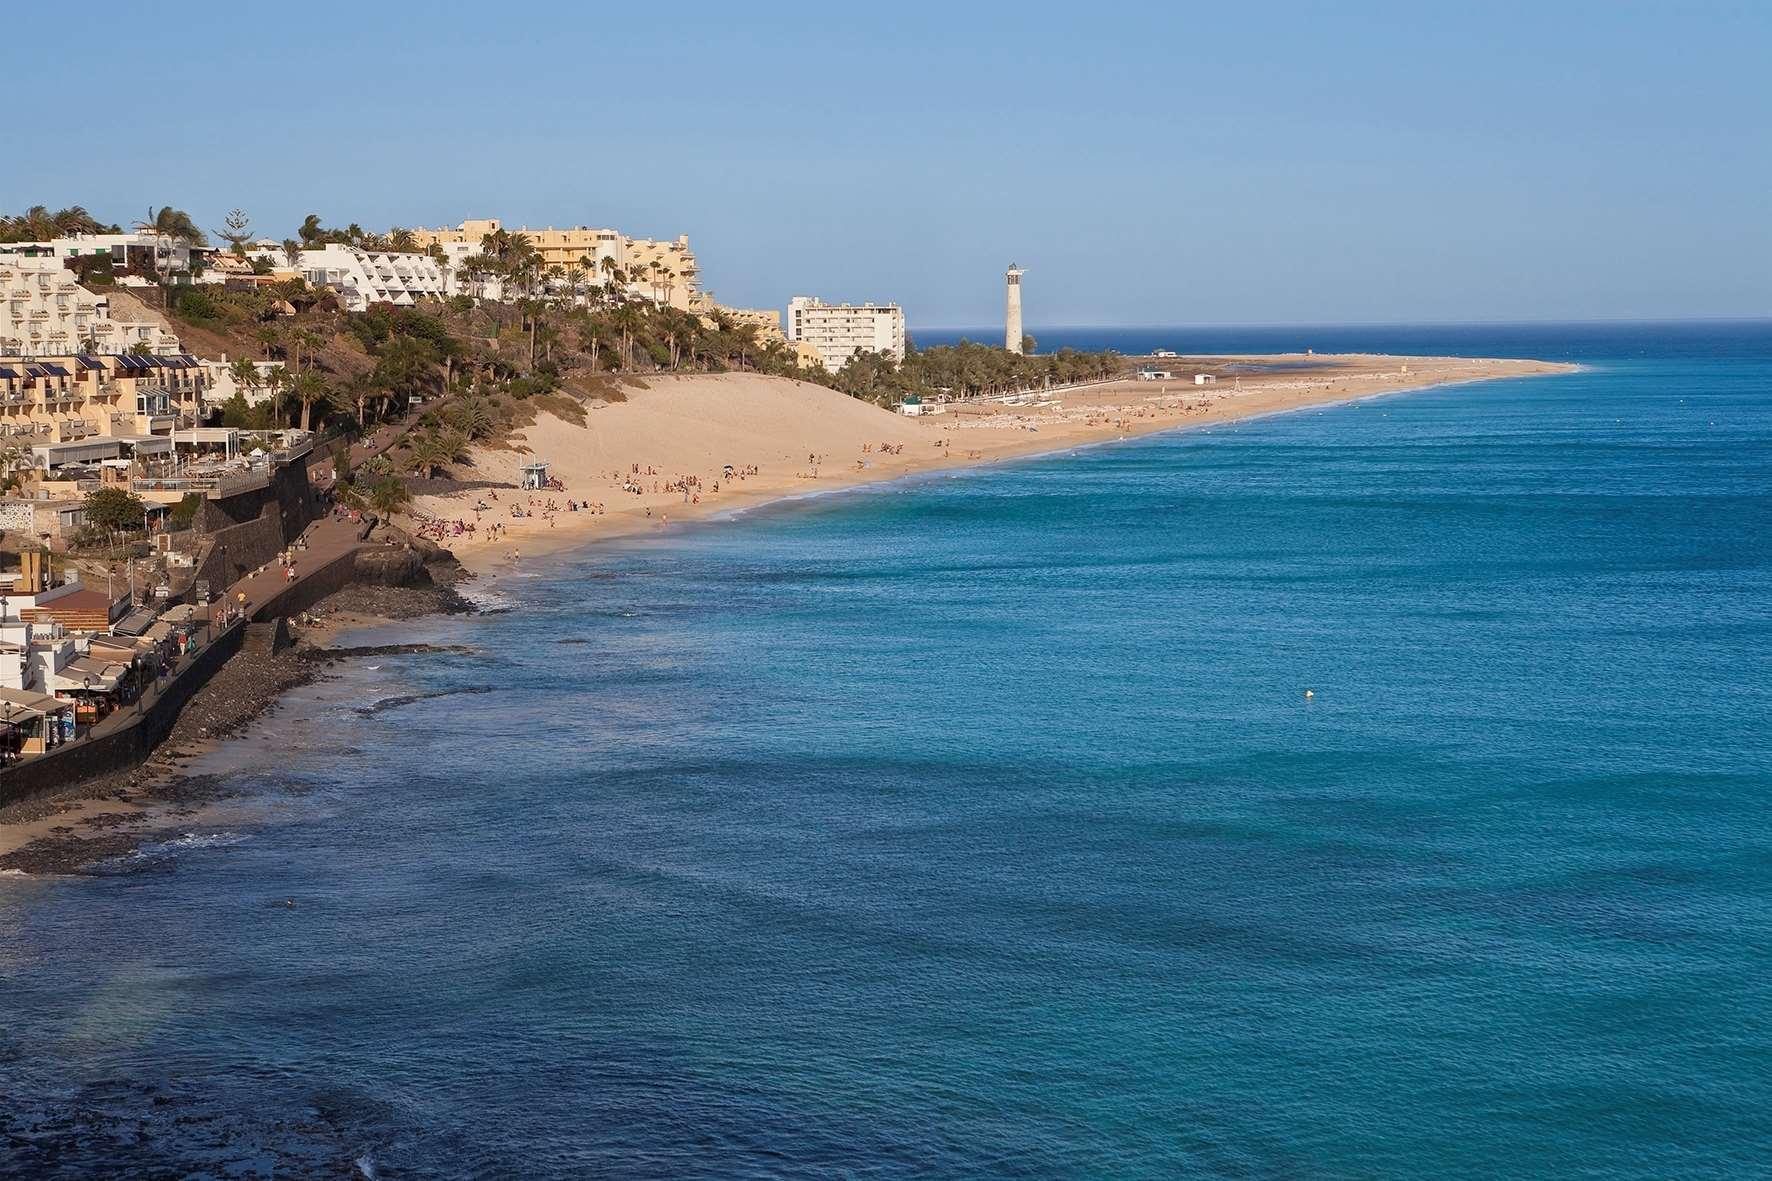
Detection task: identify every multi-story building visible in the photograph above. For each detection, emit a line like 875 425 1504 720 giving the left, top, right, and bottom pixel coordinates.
0 352 207 469
256 245 449 313
0 256 182 358
410 218 704 310
785 297 906 372
714 304 786 345
0 232 210 287
619 234 702 309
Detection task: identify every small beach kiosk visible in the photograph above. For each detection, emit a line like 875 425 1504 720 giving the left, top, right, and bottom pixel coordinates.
898 395 925 416
521 461 551 491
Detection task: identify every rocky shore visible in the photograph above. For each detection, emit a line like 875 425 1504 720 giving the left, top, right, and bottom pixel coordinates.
0 580 475 876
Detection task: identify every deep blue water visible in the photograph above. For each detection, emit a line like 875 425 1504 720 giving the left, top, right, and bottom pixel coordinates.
917 318 1772 365
3 323 1770 1178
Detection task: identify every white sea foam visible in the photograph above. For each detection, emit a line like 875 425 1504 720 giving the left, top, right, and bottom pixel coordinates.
460 585 520 611
134 831 249 859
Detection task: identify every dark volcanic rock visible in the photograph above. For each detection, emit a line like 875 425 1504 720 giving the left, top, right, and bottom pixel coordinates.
304 580 473 622
354 546 430 586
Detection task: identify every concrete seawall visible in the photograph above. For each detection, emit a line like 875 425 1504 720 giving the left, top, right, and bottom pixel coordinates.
0 621 247 808
248 546 366 624
0 516 438 808
0 540 378 809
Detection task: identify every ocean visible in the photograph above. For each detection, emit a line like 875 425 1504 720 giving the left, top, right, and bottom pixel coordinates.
2 322 1769 1178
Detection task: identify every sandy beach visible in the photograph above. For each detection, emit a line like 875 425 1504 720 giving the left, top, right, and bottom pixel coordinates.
411 354 1575 576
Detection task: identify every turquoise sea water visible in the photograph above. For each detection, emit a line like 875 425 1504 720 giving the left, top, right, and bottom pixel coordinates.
2 323 1770 1177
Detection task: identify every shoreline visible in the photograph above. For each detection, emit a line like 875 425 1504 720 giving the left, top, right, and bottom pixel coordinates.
429 354 1576 579
0 353 1574 874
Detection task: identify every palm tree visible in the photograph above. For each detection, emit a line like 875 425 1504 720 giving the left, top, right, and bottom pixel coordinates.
519 298 547 369
580 321 609 373
292 371 328 431
444 396 498 440
343 373 375 428
292 328 325 375
388 227 417 252
612 304 643 370
52 206 102 235
228 357 260 405
479 228 513 262
133 206 206 245
427 243 452 296
262 366 291 424
367 476 411 517
21 206 57 240
505 236 540 296
404 428 467 479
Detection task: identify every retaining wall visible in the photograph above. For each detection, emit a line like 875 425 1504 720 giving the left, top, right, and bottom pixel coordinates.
248 547 366 623
191 455 324 590
0 621 246 808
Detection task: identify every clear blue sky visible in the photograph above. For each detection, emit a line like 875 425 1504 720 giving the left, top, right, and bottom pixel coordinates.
11 0 1769 327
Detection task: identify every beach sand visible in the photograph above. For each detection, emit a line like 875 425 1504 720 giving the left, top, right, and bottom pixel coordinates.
413 354 1574 576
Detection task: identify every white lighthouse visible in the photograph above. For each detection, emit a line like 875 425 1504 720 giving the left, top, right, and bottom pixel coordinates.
1005 264 1025 354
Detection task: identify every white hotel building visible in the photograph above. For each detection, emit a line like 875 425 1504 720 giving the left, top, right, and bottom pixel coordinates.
248 244 449 312
0 255 182 357
0 232 205 287
785 296 906 373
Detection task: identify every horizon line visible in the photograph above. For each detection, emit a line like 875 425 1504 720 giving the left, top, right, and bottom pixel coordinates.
909 315 1772 333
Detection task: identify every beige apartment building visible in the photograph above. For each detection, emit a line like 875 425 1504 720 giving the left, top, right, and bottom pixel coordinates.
409 218 705 310
785 297 907 372
714 304 786 344
0 353 207 466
